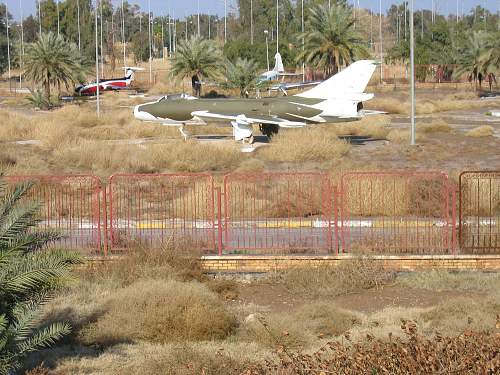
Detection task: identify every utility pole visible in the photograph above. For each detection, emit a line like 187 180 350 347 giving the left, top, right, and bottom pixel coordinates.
409 0 416 145
208 14 211 39
95 0 100 117
5 3 11 92
77 0 81 50
19 0 24 90
161 14 164 60
197 0 200 37
379 0 383 83
121 0 126 68
56 0 60 35
301 0 304 82
148 0 152 84
276 0 279 53
224 0 227 44
100 0 104 78
37 0 41 35
264 30 270 71
250 0 253 44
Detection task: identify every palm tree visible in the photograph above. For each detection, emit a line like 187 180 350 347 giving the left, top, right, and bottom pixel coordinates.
23 32 88 106
170 36 223 97
223 58 260 98
480 32 500 91
454 31 488 90
297 4 369 76
0 180 81 374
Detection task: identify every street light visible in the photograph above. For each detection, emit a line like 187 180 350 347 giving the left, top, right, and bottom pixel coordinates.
264 30 270 71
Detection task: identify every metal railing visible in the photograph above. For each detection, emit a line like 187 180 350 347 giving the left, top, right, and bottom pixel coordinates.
6 170 499 256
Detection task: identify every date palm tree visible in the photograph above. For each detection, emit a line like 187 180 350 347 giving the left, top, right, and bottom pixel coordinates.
23 32 88 107
223 58 261 97
454 31 488 90
297 3 369 76
170 36 223 97
0 180 81 374
480 32 500 91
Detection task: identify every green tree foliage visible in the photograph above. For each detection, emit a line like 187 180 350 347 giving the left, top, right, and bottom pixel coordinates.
0 4 11 75
170 36 223 96
0 180 81 374
23 32 89 106
454 31 488 89
223 58 260 97
297 3 369 75
131 30 149 63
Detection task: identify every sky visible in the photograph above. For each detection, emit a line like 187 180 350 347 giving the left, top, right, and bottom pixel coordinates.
2 0 499 21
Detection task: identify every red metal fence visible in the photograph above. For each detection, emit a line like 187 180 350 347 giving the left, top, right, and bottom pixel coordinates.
459 171 500 253
222 173 334 254
12 170 500 256
340 171 456 254
3 175 103 254
106 173 215 253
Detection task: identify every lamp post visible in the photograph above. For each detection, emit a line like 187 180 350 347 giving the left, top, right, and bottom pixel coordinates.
250 0 253 44
264 30 270 71
95 0 100 117
5 3 11 92
276 0 279 53
409 0 416 145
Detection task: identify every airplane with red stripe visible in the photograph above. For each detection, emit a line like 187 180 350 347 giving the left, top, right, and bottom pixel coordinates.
75 67 144 96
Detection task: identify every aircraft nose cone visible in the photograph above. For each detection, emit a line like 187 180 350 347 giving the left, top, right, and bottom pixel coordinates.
133 104 157 121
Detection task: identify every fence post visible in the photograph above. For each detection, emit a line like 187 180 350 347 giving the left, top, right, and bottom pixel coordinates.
216 187 223 256
102 185 108 257
333 185 339 255
451 186 457 255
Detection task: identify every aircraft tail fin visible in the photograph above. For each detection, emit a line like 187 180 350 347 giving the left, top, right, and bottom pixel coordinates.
123 66 145 80
296 60 377 99
273 52 285 73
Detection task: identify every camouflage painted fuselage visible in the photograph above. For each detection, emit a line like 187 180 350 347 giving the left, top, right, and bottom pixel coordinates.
135 96 327 124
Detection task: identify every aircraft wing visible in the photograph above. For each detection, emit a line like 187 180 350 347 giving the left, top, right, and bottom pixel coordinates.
270 81 322 91
191 110 306 127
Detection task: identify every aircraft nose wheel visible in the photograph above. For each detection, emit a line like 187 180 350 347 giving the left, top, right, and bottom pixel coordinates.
242 135 254 144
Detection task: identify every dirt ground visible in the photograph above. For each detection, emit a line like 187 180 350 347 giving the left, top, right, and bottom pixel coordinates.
234 281 478 314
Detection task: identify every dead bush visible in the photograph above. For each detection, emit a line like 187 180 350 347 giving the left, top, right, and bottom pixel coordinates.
278 257 395 297
82 279 237 345
260 128 350 163
418 118 452 133
466 125 494 137
419 297 500 336
294 302 361 337
246 321 500 374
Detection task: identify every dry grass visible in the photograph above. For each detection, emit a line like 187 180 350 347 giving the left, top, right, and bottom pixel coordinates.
81 279 237 345
278 257 395 297
386 129 424 143
369 91 497 115
466 125 494 137
259 127 350 163
334 115 391 139
419 297 500 336
27 341 264 375
418 118 452 133
397 270 500 294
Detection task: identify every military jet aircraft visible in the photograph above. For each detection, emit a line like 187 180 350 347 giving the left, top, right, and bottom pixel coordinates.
134 60 379 143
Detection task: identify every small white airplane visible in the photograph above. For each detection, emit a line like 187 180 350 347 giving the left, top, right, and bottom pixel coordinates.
75 67 145 96
257 52 321 95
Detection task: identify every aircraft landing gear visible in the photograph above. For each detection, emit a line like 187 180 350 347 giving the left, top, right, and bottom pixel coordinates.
260 124 280 138
241 135 255 144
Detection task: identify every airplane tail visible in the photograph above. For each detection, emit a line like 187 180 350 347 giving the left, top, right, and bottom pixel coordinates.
273 52 285 73
124 67 145 81
296 60 377 99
